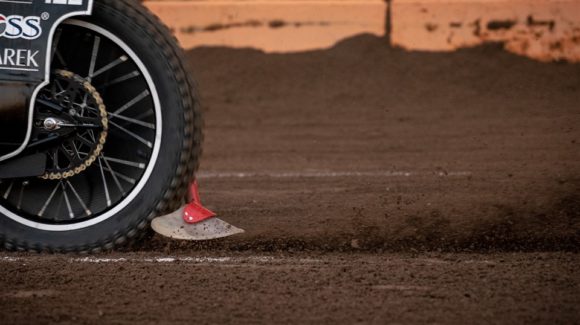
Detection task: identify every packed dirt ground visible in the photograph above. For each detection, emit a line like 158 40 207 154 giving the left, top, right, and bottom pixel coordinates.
1 252 578 324
1 34 579 323
187 34 580 252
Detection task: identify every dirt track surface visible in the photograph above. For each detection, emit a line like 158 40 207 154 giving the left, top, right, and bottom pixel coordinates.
1 252 579 324
182 34 580 251
1 35 580 323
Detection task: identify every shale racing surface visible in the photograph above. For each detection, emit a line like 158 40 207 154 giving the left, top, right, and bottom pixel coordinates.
188 34 580 252
0 253 578 324
1 35 579 323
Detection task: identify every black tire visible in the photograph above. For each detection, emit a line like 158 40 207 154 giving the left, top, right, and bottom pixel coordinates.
0 0 202 253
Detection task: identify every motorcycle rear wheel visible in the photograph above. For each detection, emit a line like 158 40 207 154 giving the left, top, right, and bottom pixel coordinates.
0 0 202 253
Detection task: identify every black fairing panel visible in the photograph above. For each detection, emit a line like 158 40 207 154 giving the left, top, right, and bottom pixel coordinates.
0 0 93 162
0 82 31 157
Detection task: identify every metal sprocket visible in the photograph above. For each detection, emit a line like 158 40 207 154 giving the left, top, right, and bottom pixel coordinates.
35 69 109 180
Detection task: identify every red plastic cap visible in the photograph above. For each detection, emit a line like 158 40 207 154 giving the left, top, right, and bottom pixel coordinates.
183 201 216 224
182 180 217 224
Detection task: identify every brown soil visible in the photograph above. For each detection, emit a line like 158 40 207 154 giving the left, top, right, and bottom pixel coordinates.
174 34 579 252
0 252 578 324
1 35 580 324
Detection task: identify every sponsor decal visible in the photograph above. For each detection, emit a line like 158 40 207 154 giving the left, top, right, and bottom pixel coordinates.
0 15 5 36
0 14 44 40
0 0 92 81
0 48 40 71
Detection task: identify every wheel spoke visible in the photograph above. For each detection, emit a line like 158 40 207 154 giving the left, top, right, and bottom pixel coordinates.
61 182 75 219
55 50 68 70
66 181 92 217
109 112 155 129
109 120 153 148
76 134 96 147
54 79 67 95
102 167 136 185
102 156 145 169
37 98 65 113
51 29 67 69
91 55 128 80
79 93 89 116
52 149 60 169
132 110 154 121
97 157 112 207
3 181 14 199
59 144 76 164
86 101 154 129
101 154 126 196
112 90 150 116
98 70 140 90
38 182 60 217
16 181 27 210
70 140 83 161
87 36 101 82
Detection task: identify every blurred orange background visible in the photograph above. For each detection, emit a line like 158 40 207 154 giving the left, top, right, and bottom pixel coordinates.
144 0 580 62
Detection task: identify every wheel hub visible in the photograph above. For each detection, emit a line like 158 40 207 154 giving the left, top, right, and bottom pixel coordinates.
42 117 62 131
33 70 109 180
